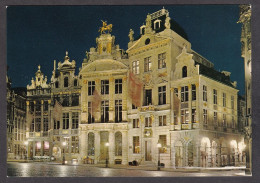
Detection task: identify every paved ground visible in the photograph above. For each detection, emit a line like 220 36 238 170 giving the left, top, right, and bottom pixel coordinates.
7 162 248 177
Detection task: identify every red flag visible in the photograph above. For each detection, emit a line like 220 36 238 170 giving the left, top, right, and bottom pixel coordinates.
128 72 143 107
53 100 63 121
92 89 101 114
173 93 180 115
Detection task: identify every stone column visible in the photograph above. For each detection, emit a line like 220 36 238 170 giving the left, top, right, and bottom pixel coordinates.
94 131 100 164
79 129 87 163
122 130 128 165
109 131 115 165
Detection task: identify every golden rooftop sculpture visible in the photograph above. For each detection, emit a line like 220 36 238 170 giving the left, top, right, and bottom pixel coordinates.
99 20 112 34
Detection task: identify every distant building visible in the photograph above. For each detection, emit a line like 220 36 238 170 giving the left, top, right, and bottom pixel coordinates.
7 74 27 160
8 8 245 168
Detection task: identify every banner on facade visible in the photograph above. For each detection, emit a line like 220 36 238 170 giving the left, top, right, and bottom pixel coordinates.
128 72 143 107
173 92 180 115
92 89 101 114
27 111 34 125
53 100 63 121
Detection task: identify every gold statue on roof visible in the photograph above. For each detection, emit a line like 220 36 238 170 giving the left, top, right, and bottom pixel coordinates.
99 20 113 34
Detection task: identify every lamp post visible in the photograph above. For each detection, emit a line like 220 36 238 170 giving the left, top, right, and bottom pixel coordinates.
62 141 66 165
157 142 162 171
105 142 109 168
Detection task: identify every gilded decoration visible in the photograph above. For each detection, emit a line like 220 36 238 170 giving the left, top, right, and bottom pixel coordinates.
144 129 152 137
99 20 113 34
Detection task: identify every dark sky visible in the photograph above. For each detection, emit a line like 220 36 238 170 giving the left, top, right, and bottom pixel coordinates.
7 5 245 95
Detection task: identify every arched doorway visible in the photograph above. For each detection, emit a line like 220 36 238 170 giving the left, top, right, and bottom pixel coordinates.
175 141 183 168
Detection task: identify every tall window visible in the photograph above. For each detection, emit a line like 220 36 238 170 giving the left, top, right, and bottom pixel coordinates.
115 132 122 156
35 118 41 132
54 120 60 129
231 96 234 109
159 135 167 153
88 132 95 156
55 81 59 88
213 89 217 104
101 101 109 123
115 100 122 122
88 81 95 95
30 102 34 112
192 84 196 100
132 61 139 74
181 109 189 124
158 53 166 69
133 119 139 128
62 95 69 106
74 79 78 86
203 109 208 125
71 136 79 153
181 86 189 102
101 80 109 95
133 136 140 153
72 112 79 129
72 95 79 106
159 115 166 126
145 117 152 127
214 112 218 126
158 86 166 105
115 79 122 94
43 117 48 131
144 57 152 72
192 108 196 123
63 112 69 129
203 85 207 101
144 89 152 106
223 93 226 107
88 102 94 124
182 66 187 78
64 77 68 87
44 101 48 111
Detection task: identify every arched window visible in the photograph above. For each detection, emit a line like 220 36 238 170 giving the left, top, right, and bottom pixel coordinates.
74 79 78 86
154 20 161 29
88 132 95 156
182 66 187 78
55 81 59 88
140 25 146 35
64 77 68 87
115 132 122 156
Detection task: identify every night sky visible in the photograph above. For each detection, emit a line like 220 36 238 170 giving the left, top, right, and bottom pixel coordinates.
7 5 245 95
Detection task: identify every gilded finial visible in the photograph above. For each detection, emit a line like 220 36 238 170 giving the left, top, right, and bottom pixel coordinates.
38 65 41 70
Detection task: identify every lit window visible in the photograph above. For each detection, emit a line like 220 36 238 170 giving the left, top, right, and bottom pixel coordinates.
158 86 166 105
88 132 95 156
145 117 152 127
203 109 208 125
132 61 139 74
101 100 109 123
144 57 152 72
158 53 166 69
159 135 167 153
203 85 207 101
159 115 167 126
115 100 122 123
88 81 95 95
115 79 122 94
101 80 109 95
181 109 189 124
213 89 217 104
133 119 140 128
181 86 189 102
72 112 79 129
63 112 69 129
133 136 140 153
192 108 196 123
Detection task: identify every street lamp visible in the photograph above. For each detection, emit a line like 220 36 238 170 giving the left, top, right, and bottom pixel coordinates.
62 141 66 165
157 142 162 171
105 142 109 168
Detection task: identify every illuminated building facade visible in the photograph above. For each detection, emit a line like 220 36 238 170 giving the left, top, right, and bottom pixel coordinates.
7 8 246 168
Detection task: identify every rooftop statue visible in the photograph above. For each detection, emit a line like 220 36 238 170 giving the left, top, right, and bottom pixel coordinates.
99 20 113 34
